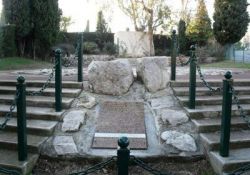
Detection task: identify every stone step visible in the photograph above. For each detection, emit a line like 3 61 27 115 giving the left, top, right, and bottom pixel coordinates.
172 86 250 96
0 86 81 98
200 130 250 151
0 131 48 153
0 118 58 136
0 80 83 89
184 104 250 119
0 95 73 109
192 117 249 133
0 105 64 121
178 95 250 106
209 148 250 174
170 79 250 87
0 149 38 175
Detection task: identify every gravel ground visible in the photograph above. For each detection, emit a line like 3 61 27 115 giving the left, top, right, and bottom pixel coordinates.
32 157 216 175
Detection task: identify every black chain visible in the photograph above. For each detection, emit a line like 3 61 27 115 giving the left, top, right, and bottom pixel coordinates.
130 156 174 175
227 163 250 175
68 156 116 175
0 90 20 130
231 86 250 128
178 56 191 66
195 62 221 92
0 166 21 175
27 59 60 96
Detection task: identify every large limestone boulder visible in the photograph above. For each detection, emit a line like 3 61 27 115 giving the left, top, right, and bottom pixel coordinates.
88 59 134 95
137 57 169 92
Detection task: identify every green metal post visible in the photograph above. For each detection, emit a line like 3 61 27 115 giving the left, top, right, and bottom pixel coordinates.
55 49 62 112
171 30 177 81
16 76 27 161
220 71 233 157
78 33 83 82
189 45 197 109
117 137 130 175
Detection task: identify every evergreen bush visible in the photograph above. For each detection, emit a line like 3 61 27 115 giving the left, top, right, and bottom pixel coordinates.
0 25 17 57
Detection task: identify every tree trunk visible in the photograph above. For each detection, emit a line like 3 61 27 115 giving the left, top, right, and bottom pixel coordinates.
225 44 234 60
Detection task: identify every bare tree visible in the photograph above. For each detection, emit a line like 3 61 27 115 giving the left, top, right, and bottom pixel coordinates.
117 0 171 56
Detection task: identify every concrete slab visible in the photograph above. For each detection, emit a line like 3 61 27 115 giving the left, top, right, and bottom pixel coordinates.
92 101 147 149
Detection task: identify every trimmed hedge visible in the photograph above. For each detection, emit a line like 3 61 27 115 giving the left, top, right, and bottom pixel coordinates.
0 24 17 57
57 32 114 49
153 34 172 56
58 32 173 56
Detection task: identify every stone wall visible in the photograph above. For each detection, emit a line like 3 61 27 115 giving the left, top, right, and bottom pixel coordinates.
115 31 152 57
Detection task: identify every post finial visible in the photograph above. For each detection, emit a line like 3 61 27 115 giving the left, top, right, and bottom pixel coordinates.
172 30 176 35
190 45 196 51
118 136 129 148
224 71 232 79
17 76 25 84
55 48 62 55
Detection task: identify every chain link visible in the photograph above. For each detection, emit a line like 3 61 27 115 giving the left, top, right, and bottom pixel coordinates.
231 86 250 128
27 59 60 96
130 156 174 175
0 90 20 130
177 56 191 66
227 163 250 175
68 156 116 175
0 167 21 175
195 62 221 92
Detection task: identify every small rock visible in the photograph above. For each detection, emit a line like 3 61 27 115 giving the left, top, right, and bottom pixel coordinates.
53 136 78 155
160 109 189 126
62 110 86 132
77 95 97 109
161 131 197 152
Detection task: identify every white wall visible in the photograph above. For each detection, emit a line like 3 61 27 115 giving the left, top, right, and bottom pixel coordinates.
115 31 151 57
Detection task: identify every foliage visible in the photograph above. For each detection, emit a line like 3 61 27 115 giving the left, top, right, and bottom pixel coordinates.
117 0 171 56
60 16 73 32
186 0 212 46
82 42 99 54
153 34 171 56
32 0 61 58
234 42 246 50
96 11 108 33
0 57 51 70
178 20 187 54
213 0 249 45
2 0 61 59
96 11 111 50
0 25 17 57
103 42 117 55
3 0 32 56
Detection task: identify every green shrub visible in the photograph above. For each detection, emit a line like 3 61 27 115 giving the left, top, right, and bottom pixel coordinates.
0 24 17 57
103 42 117 55
83 42 99 54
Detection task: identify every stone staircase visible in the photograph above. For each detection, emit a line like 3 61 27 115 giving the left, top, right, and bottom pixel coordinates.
0 80 82 175
171 79 250 175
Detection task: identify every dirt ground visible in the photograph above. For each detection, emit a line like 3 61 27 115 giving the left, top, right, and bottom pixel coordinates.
32 157 216 175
